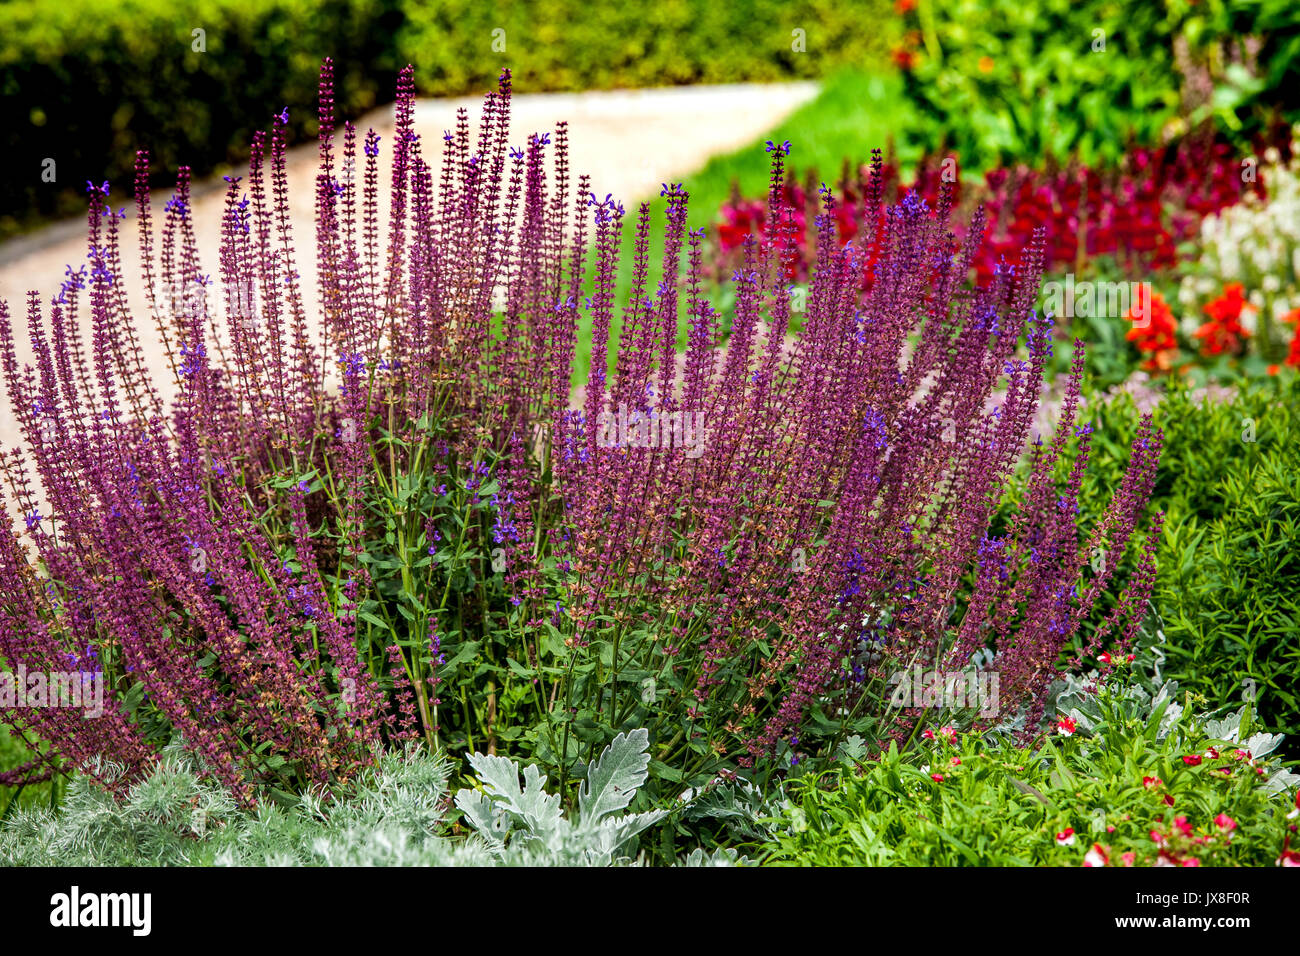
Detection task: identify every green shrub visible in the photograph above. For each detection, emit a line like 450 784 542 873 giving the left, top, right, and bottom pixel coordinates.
396 0 896 97
896 0 1296 169
1078 376 1300 746
761 691 1299 866
0 0 403 236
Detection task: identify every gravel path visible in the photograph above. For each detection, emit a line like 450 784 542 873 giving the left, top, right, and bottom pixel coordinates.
0 81 818 468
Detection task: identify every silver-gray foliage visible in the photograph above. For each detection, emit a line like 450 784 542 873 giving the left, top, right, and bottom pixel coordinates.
0 731 744 866
454 728 667 866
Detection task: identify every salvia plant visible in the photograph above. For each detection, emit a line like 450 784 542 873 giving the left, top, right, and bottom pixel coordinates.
0 59 1163 806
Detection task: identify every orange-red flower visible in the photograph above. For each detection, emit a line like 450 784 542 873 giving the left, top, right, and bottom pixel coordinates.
1125 287 1177 370
1194 282 1252 356
1283 307 1300 368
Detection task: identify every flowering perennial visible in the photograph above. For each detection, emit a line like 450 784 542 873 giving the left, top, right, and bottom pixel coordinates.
0 62 1163 798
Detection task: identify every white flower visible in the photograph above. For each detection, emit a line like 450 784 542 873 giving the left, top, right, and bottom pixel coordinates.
1263 274 1282 293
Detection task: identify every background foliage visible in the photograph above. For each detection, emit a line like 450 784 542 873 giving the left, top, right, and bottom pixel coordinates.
0 0 896 237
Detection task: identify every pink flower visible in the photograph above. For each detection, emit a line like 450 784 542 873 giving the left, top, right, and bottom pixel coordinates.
1182 754 1203 767
930 773 944 783
938 725 957 744
1182 857 1201 867
1214 813 1236 831
1173 816 1194 837
921 729 936 740
1150 829 1166 845
1056 828 1077 846
1083 843 1110 867
1120 852 1136 867
1098 652 1112 665
1142 776 1162 789
1057 716 1078 736
1205 747 1220 759
950 756 961 766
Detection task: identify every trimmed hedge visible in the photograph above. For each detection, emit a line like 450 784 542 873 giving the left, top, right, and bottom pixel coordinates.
396 0 896 96
0 0 895 238
0 0 403 237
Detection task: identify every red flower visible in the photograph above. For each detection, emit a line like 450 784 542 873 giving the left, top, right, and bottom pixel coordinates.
1195 282 1252 356
1056 828 1076 846
1214 813 1236 831
1182 754 1203 766
930 773 944 783
1083 843 1110 867
1125 287 1177 370
1057 716 1078 736
1143 776 1163 789
1284 308 1300 368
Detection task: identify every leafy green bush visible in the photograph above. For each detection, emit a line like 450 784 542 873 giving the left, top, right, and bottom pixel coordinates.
896 0 1295 169
762 691 1299 866
897 0 1186 167
1079 376 1300 746
0 0 403 236
396 0 896 97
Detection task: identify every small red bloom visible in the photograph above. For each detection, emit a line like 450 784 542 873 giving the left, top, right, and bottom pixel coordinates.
1214 813 1236 831
1057 716 1078 736
1195 282 1252 356
1056 828 1077 846
1183 754 1203 766
1125 287 1178 370
1083 843 1109 867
